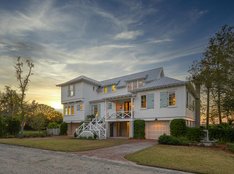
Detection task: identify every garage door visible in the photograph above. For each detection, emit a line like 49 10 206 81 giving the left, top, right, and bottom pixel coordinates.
145 121 170 139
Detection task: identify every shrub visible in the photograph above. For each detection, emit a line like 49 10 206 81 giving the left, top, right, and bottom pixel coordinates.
60 122 68 135
186 127 204 142
227 143 234 153
6 117 21 136
158 134 181 145
86 114 95 121
23 131 47 138
134 120 145 139
47 122 60 129
170 119 187 137
0 116 7 137
209 124 234 142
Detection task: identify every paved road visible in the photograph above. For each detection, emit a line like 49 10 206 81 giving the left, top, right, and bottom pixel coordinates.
78 140 156 161
0 144 191 174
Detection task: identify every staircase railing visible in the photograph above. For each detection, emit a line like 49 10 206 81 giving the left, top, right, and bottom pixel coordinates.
75 117 106 139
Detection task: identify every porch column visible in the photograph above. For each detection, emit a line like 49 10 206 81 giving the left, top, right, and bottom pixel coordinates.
104 99 107 118
129 120 134 138
131 97 134 118
105 121 110 138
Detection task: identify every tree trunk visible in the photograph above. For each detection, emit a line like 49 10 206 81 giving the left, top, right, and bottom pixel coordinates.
206 87 210 128
195 83 201 127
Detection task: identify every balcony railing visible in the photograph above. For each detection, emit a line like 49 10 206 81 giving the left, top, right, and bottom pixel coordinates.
107 111 133 120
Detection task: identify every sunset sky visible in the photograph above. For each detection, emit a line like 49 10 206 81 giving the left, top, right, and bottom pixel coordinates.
0 0 233 110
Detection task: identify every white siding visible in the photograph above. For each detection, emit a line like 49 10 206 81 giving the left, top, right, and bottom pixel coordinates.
134 86 187 119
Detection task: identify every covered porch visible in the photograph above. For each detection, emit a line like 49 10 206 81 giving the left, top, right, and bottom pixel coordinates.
104 94 135 121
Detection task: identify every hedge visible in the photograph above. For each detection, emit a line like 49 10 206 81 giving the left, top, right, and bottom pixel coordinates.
170 119 187 137
134 120 145 139
47 122 60 129
158 134 181 145
227 143 234 153
186 127 204 142
208 124 234 142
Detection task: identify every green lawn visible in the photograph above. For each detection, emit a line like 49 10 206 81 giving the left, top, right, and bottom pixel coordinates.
125 145 234 174
0 136 128 152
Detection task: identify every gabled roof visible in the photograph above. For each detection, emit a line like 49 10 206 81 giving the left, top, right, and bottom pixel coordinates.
56 75 101 86
56 67 187 90
100 67 164 87
57 67 164 87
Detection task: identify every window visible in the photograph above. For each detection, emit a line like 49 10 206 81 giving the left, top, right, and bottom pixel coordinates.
141 95 146 108
108 102 112 109
67 106 70 115
169 92 176 106
64 106 67 115
104 87 108 93
112 85 116 92
186 91 195 111
138 80 144 88
127 83 132 91
133 81 138 90
160 91 176 108
68 84 75 97
77 103 83 111
127 79 145 91
141 94 154 109
71 106 74 115
93 86 95 91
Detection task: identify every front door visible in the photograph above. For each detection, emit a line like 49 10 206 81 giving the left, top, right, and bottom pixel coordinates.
124 101 131 113
91 104 100 118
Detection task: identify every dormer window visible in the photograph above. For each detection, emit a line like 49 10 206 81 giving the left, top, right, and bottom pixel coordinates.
127 79 145 91
68 84 75 97
112 85 116 92
104 87 108 93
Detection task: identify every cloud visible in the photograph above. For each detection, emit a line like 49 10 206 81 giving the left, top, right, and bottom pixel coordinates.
0 0 73 36
146 38 173 44
114 30 144 40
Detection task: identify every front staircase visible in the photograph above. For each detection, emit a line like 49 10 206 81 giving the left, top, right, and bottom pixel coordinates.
75 117 106 139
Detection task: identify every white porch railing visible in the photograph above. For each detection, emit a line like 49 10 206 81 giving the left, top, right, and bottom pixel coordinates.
107 111 133 120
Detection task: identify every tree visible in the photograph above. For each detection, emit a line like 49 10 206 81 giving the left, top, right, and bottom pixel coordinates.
15 57 34 134
0 86 20 117
29 113 46 132
188 25 234 126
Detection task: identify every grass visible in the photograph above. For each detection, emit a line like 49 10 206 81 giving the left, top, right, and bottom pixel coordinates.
125 145 234 174
0 136 128 152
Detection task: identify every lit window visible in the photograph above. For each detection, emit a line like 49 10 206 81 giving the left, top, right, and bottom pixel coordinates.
71 106 74 115
104 87 108 93
112 85 116 92
169 92 176 106
67 106 70 115
141 95 146 108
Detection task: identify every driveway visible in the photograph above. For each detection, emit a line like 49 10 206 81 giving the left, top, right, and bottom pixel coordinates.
0 144 191 174
77 139 156 161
